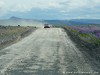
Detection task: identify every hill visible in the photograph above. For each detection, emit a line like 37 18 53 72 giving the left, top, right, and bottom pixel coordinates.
44 19 100 26
0 16 44 27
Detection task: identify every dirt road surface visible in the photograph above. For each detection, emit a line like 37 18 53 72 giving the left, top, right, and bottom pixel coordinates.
0 28 99 75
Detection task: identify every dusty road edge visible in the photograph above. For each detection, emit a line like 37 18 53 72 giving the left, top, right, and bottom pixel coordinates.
0 28 37 50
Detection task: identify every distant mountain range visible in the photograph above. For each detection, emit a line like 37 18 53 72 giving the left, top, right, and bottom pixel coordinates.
0 16 100 26
44 19 100 26
0 16 44 26
10 16 22 20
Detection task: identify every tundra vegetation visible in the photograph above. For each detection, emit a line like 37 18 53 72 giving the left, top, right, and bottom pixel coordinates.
64 25 100 62
0 25 36 49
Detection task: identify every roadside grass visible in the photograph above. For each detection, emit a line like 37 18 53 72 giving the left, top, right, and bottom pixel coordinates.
0 26 36 50
63 26 100 62
64 26 100 46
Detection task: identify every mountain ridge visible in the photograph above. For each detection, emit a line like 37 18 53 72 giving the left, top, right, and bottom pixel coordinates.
0 16 100 26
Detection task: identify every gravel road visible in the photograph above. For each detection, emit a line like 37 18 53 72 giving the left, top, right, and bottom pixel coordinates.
0 28 99 75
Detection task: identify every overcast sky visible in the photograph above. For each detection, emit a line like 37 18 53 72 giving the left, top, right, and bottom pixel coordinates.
0 0 100 19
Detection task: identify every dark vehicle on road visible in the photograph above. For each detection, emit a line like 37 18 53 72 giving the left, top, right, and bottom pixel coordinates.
44 24 50 28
